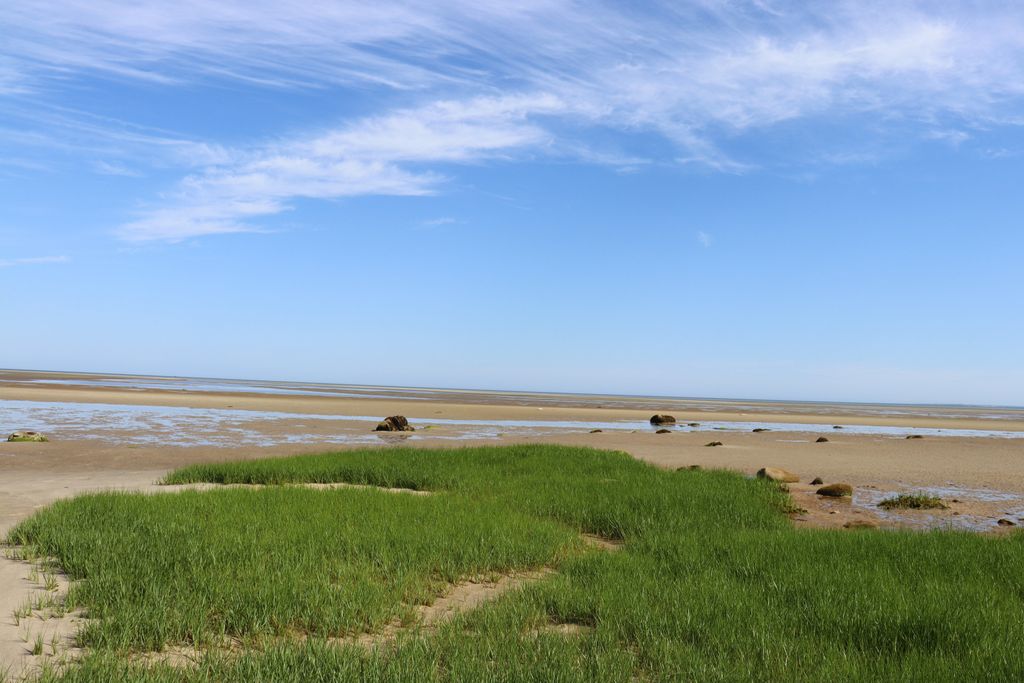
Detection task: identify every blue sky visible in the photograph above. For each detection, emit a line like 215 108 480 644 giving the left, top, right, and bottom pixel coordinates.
2 1 1023 405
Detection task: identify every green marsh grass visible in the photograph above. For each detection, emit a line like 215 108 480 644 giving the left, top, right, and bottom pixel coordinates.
878 494 948 510
6 444 1024 682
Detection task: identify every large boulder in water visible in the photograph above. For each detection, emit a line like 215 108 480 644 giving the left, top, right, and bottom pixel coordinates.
374 416 415 432
649 414 676 426
756 467 799 483
7 431 48 443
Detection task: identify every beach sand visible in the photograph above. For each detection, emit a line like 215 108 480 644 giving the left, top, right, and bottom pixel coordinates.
2 372 1024 676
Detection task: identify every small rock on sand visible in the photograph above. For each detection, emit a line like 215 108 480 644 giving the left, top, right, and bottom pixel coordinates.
374 416 415 432
650 414 676 425
810 477 824 485
655 428 672 434
816 483 853 498
815 436 830 443
687 422 701 427
705 441 723 447
997 518 1017 527
757 467 799 483
589 429 603 433
752 428 770 433
7 430 48 442
905 435 924 439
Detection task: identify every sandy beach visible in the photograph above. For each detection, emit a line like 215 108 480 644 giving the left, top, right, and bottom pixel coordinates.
2 370 1024 678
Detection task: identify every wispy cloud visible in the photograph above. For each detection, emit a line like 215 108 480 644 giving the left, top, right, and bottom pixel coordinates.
925 129 971 147
118 93 562 241
0 255 69 267
0 100 233 172
94 160 143 177
5 1 1024 241
421 217 457 227
696 231 712 248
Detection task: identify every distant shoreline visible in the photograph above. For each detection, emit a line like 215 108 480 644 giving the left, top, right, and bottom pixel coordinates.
3 367 1020 412
3 369 1023 429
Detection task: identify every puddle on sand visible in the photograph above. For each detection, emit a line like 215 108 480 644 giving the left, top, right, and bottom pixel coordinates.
853 485 1024 532
3 399 1024 449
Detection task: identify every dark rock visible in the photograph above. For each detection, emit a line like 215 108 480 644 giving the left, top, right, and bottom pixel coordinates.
816 483 853 498
374 416 415 432
815 436 830 443
7 431 48 443
752 428 770 433
650 414 676 426
676 465 702 471
905 435 924 439
757 467 799 483
832 425 843 430
589 429 603 433
810 477 824 485
705 441 723 447
997 518 1016 527
655 428 672 434
687 422 701 427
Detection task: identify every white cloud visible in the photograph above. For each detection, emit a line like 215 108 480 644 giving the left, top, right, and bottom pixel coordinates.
925 129 971 147
118 94 563 241
0 255 69 267
0 58 28 95
5 1 1024 241
696 231 712 248
421 217 457 227
94 160 143 176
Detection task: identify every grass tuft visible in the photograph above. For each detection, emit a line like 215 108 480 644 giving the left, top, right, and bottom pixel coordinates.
878 494 948 510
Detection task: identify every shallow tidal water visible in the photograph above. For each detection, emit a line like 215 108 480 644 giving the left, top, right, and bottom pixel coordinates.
849 485 1024 532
